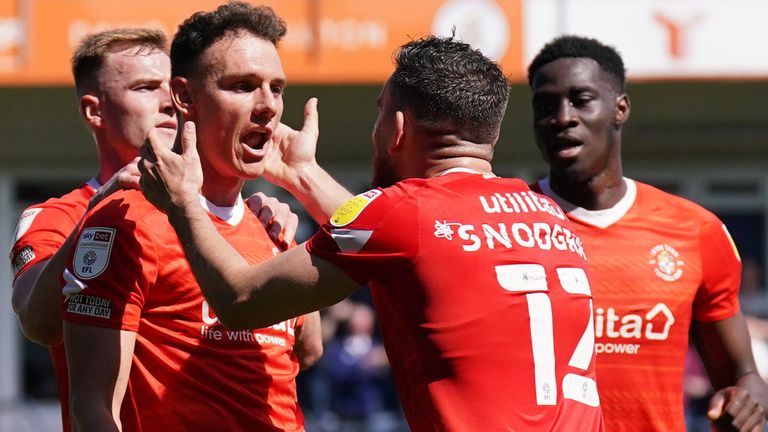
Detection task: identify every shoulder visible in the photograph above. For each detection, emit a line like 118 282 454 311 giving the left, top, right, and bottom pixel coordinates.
84 189 166 231
633 180 721 224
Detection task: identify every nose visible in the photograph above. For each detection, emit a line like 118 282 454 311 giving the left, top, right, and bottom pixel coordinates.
552 99 577 128
159 84 175 117
253 86 278 120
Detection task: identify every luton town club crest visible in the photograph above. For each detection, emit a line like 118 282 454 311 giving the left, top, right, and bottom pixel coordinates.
648 244 684 282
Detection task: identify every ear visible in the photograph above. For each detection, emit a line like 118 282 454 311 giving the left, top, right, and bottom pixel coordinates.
171 76 194 118
387 110 406 155
79 94 102 129
614 93 631 126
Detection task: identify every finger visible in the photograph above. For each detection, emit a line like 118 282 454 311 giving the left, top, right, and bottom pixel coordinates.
267 204 290 242
281 213 299 247
742 405 766 432
180 121 198 157
709 389 728 420
302 97 319 137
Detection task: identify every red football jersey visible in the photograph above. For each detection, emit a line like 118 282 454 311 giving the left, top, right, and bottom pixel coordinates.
534 178 741 431
62 189 305 431
9 179 98 432
308 171 604 432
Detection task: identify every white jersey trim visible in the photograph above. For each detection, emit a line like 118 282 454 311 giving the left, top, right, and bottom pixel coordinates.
537 177 637 229
199 195 245 226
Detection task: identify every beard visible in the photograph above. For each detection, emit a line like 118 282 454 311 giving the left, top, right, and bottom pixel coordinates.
371 155 398 188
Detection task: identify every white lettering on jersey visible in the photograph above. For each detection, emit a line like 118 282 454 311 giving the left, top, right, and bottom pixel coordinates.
435 220 586 259
200 301 297 346
65 293 112 319
72 227 116 279
594 303 676 355
479 192 566 220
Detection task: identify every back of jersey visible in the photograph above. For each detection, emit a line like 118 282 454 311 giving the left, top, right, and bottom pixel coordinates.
308 172 604 432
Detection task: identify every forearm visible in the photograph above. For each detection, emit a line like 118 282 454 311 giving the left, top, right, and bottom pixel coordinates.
69 399 121 432
283 163 352 225
169 202 354 329
14 228 80 346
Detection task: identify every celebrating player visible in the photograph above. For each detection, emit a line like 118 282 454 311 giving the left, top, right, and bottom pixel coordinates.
61 4 320 431
527 35 768 431
140 35 605 431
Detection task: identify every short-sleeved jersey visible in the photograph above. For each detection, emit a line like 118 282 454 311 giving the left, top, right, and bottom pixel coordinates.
62 189 305 432
308 171 604 432
9 180 97 432
533 178 741 432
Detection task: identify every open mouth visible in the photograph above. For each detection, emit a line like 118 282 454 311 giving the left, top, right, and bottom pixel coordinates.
242 130 270 152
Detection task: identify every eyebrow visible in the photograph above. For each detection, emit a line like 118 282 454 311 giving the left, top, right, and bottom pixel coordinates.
223 73 287 87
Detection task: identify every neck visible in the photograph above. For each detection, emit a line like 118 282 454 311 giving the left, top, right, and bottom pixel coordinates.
200 178 244 208
548 167 626 210
95 138 135 185
420 135 494 179
426 158 494 178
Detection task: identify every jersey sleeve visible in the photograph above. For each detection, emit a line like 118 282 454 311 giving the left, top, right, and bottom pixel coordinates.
306 188 416 285
61 200 158 332
691 214 741 322
10 205 81 281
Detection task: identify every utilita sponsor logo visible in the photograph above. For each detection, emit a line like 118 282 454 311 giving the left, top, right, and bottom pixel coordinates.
594 303 675 355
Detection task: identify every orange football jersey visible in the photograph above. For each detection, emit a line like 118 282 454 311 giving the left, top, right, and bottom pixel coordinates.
9 179 99 432
534 178 741 431
309 171 604 432
63 189 305 431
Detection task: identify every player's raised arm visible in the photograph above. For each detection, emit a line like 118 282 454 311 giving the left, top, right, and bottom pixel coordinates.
141 119 358 329
262 97 353 223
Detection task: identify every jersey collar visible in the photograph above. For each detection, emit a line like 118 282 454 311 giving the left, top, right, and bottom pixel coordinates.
438 167 496 179
537 177 637 229
198 194 245 226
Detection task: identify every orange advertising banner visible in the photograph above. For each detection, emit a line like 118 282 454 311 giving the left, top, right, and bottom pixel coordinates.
0 0 523 86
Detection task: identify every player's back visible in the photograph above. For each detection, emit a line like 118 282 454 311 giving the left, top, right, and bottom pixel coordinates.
311 171 604 431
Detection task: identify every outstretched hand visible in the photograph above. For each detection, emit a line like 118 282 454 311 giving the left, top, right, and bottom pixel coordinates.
262 98 320 190
708 386 766 432
88 157 142 210
139 121 203 215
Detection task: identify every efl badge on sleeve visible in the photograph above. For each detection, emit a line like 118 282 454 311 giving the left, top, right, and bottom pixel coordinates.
73 227 116 279
330 189 382 227
13 208 42 243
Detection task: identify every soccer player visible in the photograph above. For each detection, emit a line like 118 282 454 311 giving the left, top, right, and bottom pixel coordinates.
140 35 605 431
61 4 320 431
527 35 768 431
8 28 174 432
9 27 301 432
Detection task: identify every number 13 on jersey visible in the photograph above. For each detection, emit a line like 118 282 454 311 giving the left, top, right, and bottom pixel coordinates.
496 264 600 407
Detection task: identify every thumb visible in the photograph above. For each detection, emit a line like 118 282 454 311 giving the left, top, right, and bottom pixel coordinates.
302 98 319 137
180 121 199 157
708 390 727 419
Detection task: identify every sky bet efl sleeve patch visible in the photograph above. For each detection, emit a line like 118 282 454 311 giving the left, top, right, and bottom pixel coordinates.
72 227 116 279
330 189 382 227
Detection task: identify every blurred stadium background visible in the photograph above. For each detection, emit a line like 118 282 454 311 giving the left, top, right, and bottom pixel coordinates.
1 1 767 431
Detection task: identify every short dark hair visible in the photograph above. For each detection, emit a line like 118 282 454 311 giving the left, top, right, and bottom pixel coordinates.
527 35 626 91
388 35 510 144
72 28 167 94
171 1 287 77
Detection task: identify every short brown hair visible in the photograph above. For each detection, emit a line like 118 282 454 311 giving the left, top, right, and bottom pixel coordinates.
72 28 168 94
171 2 286 77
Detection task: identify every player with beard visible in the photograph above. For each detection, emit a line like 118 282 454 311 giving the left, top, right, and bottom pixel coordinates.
140 35 605 431
527 35 768 432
